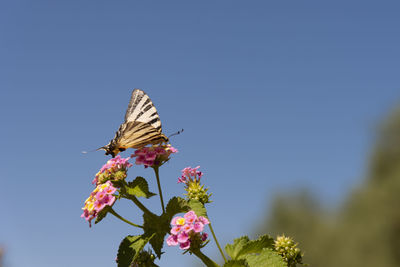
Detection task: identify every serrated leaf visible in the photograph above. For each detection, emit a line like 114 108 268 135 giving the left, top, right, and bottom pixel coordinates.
223 259 249 267
124 177 156 198
225 236 250 260
188 199 207 217
117 234 154 267
143 212 170 258
135 249 160 267
94 205 111 224
243 248 287 267
148 233 166 259
165 197 189 220
236 234 275 259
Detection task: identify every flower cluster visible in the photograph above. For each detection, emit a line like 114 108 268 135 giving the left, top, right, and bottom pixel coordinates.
93 155 133 185
274 235 303 267
166 211 209 250
179 166 211 204
132 145 178 168
178 166 203 184
81 181 117 226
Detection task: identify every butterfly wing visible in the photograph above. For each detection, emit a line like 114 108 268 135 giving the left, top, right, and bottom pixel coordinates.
102 89 168 157
115 121 166 149
124 89 162 131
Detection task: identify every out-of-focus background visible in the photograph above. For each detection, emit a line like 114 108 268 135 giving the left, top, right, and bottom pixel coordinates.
1 1 400 266
258 106 400 267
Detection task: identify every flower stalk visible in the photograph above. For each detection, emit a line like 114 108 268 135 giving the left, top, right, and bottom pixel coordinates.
129 195 153 216
153 166 166 214
109 208 143 228
192 249 220 267
208 222 227 263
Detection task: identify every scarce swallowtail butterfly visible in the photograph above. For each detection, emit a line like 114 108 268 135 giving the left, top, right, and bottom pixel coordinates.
100 89 169 157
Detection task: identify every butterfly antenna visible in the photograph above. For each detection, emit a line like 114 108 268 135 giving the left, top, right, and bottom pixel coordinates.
168 129 184 139
82 147 105 154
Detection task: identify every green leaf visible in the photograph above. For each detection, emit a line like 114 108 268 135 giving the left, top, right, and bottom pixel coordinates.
165 197 189 220
143 213 170 258
188 199 207 217
236 234 275 259
223 259 249 267
138 197 190 259
94 205 111 224
225 236 250 260
148 232 166 259
135 249 159 267
225 234 276 262
116 234 154 267
243 248 287 267
123 176 156 199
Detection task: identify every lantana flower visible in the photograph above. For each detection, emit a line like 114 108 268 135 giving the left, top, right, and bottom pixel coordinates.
132 144 178 168
166 210 209 250
178 166 203 184
81 181 117 226
178 166 211 204
93 155 133 185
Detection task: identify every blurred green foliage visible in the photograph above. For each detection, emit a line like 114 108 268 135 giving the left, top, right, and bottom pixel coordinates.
259 106 400 267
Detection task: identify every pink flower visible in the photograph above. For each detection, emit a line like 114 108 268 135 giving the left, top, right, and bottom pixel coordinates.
96 191 107 201
171 226 182 235
144 160 154 166
179 240 191 250
103 185 116 195
166 210 209 250
103 194 116 206
135 155 145 164
201 233 208 241
177 232 189 243
93 156 132 185
81 209 90 220
146 150 157 161
181 167 191 177
81 181 117 227
132 145 178 168
184 210 197 224
155 147 166 154
169 147 178 153
166 235 179 246
177 176 187 184
94 200 106 211
178 166 203 184
171 216 183 226
198 216 210 225
182 223 193 233
193 221 204 233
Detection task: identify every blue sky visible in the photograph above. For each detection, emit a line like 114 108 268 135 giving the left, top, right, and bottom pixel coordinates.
1 1 400 266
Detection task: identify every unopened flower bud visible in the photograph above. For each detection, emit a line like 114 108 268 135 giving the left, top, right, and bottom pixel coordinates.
274 235 303 267
185 180 211 204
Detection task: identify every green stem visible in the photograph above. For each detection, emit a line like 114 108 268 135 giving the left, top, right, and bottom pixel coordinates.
129 195 153 216
153 166 165 214
192 249 220 267
109 208 143 228
209 222 227 263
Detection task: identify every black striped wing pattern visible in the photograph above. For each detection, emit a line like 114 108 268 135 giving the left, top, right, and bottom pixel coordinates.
102 89 168 157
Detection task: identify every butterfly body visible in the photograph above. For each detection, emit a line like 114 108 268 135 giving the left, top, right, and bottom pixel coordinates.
101 89 169 157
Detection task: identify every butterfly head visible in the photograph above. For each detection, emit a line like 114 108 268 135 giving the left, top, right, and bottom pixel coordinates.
98 143 126 158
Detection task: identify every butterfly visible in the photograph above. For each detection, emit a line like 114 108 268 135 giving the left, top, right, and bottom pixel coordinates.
100 89 169 157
